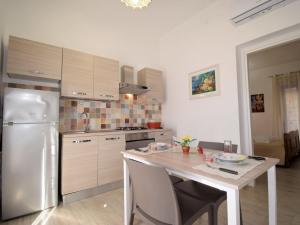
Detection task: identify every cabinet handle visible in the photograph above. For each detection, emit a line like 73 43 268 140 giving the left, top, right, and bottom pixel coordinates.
73 139 91 143
99 94 114 98
105 137 120 141
72 91 87 96
28 70 47 75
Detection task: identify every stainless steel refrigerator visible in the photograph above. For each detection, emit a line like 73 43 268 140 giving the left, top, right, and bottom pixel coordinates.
2 87 59 220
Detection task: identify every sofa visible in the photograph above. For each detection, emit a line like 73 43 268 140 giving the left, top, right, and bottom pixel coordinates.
283 130 300 166
254 130 300 167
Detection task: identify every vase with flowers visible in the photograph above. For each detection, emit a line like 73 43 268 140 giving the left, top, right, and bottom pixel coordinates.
175 135 196 154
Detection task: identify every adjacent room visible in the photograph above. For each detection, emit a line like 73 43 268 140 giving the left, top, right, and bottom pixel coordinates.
1 0 300 225
249 39 300 167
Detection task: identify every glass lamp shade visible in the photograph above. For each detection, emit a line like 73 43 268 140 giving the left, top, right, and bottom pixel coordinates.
121 0 152 9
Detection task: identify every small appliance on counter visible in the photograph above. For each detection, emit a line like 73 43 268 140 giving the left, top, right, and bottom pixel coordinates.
1 87 59 220
146 122 162 129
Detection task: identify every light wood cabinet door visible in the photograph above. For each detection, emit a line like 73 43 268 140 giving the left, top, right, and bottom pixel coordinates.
93 56 120 100
98 134 125 185
7 36 62 80
61 48 94 99
138 68 165 103
61 136 98 195
150 130 173 144
94 80 120 101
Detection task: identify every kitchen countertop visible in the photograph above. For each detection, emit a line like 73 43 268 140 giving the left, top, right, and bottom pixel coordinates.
61 128 171 138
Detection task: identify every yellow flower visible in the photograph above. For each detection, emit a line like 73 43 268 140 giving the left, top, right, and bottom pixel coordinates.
182 135 192 142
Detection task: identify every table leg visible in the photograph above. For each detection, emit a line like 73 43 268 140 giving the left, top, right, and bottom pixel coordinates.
123 159 130 225
227 188 240 225
267 166 277 225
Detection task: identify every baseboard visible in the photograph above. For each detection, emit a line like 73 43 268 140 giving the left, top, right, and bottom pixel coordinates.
62 180 123 204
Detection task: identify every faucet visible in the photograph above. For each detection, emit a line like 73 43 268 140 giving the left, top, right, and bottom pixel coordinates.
80 112 90 132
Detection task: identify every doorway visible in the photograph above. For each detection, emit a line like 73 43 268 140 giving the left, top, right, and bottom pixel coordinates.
236 23 300 157
248 39 300 166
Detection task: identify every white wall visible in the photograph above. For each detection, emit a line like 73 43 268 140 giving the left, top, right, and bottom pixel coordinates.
159 0 300 150
249 60 300 140
2 0 300 151
0 3 3 72
1 0 161 85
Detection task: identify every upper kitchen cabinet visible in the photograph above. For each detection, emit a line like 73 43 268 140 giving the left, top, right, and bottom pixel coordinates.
137 68 165 103
93 56 120 101
7 36 62 80
61 48 94 99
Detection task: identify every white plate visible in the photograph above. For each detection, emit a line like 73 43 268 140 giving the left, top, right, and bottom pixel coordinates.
215 158 248 165
215 153 247 163
134 147 148 152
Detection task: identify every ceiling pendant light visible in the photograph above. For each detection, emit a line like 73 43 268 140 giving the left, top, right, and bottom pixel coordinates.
121 0 152 9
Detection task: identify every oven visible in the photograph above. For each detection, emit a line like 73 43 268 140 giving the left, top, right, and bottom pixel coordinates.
125 132 155 150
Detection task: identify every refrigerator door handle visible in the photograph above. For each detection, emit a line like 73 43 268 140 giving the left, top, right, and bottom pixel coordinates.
4 122 14 126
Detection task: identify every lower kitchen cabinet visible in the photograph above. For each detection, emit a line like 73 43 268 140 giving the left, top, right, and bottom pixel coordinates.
61 136 98 195
98 134 125 185
151 130 173 144
61 133 125 196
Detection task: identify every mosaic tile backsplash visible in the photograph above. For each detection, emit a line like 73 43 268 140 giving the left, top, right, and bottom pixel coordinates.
59 94 161 132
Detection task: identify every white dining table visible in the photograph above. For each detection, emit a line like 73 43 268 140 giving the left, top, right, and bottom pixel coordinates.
122 148 279 225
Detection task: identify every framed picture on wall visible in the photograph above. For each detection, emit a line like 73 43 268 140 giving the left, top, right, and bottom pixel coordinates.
251 94 265 113
188 65 220 99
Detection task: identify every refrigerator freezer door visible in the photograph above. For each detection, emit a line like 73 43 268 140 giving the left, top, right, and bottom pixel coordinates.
2 123 58 220
3 87 59 124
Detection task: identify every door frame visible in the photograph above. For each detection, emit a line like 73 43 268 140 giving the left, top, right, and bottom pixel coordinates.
237 23 300 156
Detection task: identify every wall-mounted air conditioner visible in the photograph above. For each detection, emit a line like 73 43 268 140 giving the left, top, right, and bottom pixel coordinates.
231 0 296 25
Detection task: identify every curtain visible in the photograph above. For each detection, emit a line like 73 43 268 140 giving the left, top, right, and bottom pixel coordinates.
272 71 300 139
272 77 284 138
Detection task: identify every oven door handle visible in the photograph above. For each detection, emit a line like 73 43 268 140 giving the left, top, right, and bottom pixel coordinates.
126 138 155 143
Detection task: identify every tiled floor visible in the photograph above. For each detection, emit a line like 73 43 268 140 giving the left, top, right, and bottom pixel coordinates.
1 158 300 225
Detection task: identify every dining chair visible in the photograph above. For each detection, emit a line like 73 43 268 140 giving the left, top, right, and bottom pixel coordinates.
198 141 238 153
169 175 184 184
174 141 243 225
125 158 215 225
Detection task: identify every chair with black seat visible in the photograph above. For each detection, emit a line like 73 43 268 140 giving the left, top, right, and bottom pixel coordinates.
197 141 238 153
169 175 183 184
174 141 243 225
125 158 215 225
128 173 183 223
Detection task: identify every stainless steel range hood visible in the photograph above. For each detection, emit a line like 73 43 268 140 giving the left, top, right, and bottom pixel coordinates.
119 65 150 95
119 83 150 95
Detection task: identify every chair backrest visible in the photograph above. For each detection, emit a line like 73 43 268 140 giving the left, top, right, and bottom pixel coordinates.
125 158 181 225
198 141 238 153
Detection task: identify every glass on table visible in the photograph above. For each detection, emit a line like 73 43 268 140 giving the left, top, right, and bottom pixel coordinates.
197 146 204 154
224 140 232 153
203 151 214 162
